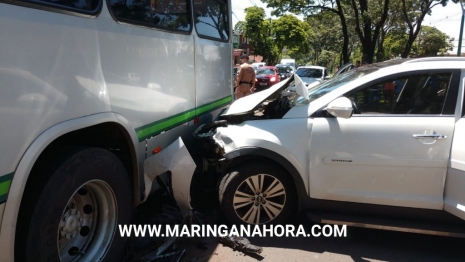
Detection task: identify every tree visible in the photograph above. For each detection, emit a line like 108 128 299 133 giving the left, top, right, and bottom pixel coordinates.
349 0 391 63
416 26 454 56
305 12 341 65
375 0 406 61
382 30 408 59
399 0 451 58
272 15 312 60
242 8 310 65
234 20 246 34
262 0 351 64
243 7 275 62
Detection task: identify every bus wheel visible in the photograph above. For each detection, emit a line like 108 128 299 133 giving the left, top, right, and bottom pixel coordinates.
18 147 132 261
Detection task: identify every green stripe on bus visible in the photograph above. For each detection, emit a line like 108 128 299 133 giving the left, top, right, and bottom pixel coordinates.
195 96 232 116
136 95 232 141
0 173 13 203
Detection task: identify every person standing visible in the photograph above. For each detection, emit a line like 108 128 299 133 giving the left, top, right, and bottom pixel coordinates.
235 55 256 99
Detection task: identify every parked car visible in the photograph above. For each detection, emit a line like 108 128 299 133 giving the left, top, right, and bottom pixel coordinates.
254 66 280 90
195 58 465 236
294 66 330 86
334 62 356 76
275 64 292 81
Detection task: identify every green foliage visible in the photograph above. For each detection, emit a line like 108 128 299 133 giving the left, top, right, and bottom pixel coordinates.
239 0 456 66
383 33 408 58
415 26 454 56
234 21 246 34
273 14 312 57
262 0 457 64
240 7 310 65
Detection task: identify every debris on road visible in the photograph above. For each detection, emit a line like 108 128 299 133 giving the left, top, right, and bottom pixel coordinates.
219 236 263 254
139 249 186 262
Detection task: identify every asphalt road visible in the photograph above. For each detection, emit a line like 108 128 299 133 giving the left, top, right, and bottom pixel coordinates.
176 213 465 262
127 187 465 262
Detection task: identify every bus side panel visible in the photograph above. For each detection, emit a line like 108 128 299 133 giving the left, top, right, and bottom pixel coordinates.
96 19 196 140
194 36 233 115
0 5 104 177
0 1 198 180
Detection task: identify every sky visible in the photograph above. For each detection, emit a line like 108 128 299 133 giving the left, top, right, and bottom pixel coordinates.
231 0 464 54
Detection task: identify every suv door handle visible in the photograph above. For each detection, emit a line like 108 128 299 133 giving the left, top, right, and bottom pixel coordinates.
413 134 447 140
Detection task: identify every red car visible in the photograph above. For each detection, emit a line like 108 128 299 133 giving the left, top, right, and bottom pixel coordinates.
255 66 280 90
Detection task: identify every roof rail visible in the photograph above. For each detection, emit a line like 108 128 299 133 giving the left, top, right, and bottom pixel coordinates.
403 57 465 63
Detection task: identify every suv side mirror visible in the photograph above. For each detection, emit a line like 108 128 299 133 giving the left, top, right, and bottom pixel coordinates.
324 76 331 80
325 97 353 118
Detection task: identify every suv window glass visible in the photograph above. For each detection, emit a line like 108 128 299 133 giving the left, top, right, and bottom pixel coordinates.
108 0 191 31
346 73 452 115
194 0 229 40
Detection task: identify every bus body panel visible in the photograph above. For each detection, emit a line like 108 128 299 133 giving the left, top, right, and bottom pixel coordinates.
194 35 233 110
0 0 232 259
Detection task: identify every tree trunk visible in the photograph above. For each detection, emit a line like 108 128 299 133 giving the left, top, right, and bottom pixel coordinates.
376 29 386 61
351 0 390 64
400 0 432 58
336 0 350 63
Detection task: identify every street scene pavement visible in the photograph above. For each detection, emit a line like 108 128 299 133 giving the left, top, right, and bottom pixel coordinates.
125 190 465 262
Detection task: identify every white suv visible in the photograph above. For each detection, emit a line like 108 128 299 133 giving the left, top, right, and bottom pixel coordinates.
196 58 465 235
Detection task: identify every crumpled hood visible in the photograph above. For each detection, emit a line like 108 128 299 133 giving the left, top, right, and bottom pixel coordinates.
223 76 294 116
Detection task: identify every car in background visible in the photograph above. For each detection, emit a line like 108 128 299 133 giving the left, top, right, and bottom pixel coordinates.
255 66 280 90
295 66 329 86
251 62 266 74
275 64 293 81
252 62 266 69
334 62 356 76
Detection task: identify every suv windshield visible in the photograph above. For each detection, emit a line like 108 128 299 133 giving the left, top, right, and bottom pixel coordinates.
296 68 323 78
276 67 289 73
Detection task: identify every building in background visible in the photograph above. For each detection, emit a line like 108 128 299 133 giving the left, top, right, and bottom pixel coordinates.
232 31 263 64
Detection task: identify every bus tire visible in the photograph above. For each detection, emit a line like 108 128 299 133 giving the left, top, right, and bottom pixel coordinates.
17 147 132 262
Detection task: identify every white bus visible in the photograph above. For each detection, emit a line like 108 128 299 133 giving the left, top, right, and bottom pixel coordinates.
0 0 232 260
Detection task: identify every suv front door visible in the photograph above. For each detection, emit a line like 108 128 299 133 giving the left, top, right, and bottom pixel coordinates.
308 70 460 210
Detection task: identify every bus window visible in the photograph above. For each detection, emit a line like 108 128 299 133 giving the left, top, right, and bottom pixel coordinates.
108 0 192 32
18 0 101 13
194 0 229 40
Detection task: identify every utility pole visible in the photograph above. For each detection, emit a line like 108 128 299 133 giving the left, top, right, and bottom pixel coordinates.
458 0 465 56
